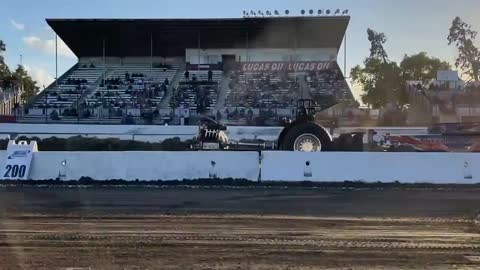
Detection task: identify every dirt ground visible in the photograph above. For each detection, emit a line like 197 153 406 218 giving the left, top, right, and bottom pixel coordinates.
1 186 480 270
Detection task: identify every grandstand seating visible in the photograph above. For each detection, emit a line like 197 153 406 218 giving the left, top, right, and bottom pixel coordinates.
168 70 223 113
226 71 301 109
33 66 105 109
85 64 178 112
226 69 352 111
306 69 353 107
25 61 353 124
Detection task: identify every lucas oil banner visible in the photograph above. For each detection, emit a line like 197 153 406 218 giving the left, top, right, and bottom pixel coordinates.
239 61 334 72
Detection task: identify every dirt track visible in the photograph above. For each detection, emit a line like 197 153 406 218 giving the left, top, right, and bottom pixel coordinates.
1 186 480 269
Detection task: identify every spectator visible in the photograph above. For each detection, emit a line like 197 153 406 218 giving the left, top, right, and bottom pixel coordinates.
124 113 135 124
89 63 95 68
208 69 213 82
184 70 190 81
50 110 60 120
247 108 254 121
82 109 91 118
164 78 169 86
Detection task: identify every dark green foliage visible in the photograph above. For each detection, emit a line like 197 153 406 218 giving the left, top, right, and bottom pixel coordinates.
0 136 192 152
0 40 42 102
400 52 451 83
351 29 405 109
13 65 40 102
352 29 452 110
1 135 368 152
448 17 480 81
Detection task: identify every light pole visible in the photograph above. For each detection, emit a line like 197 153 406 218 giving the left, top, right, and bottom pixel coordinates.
44 85 48 122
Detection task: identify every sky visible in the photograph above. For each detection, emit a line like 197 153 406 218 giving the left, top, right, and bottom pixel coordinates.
2 0 480 98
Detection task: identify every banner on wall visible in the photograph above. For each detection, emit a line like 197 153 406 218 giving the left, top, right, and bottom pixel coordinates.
239 61 334 72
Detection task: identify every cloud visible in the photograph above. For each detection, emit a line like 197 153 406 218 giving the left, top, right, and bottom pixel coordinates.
10 19 25 31
22 36 76 59
24 65 54 89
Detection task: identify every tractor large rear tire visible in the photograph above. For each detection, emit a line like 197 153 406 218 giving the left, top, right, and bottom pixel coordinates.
280 122 332 152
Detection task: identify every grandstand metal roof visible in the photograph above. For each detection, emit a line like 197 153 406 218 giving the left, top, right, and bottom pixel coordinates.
47 17 350 58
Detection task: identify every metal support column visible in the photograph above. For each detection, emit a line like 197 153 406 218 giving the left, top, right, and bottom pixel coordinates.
55 35 58 86
102 38 106 84
150 33 153 70
344 30 347 78
197 32 201 71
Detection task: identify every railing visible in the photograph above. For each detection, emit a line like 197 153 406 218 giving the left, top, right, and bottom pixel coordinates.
25 63 79 108
71 68 109 109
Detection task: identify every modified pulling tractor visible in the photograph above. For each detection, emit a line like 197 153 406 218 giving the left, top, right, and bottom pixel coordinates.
193 99 336 152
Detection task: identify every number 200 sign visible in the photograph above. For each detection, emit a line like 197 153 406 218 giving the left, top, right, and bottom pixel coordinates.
1 141 37 180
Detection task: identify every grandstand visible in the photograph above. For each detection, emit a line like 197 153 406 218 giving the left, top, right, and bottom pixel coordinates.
19 16 354 125
226 65 351 110
227 71 301 109
168 69 224 113
406 70 480 125
32 66 104 110
86 64 178 111
0 88 21 120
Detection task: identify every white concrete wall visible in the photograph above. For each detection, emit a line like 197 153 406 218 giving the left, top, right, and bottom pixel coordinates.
261 151 480 183
26 151 259 181
3 149 480 183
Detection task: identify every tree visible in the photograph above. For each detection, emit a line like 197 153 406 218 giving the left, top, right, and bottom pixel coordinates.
367 29 389 63
12 65 39 102
0 40 5 63
350 29 405 109
400 52 451 83
447 16 480 81
0 40 41 102
0 40 11 80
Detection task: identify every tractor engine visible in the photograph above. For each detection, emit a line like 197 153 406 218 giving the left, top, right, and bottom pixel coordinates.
193 118 229 150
